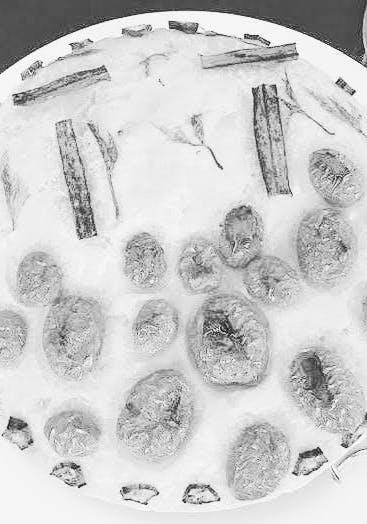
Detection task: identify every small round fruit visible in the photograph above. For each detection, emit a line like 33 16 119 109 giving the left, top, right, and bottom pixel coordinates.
243 255 301 306
219 205 264 268
0 310 27 364
187 293 269 387
309 149 364 207
116 369 194 461
288 347 365 434
123 232 167 288
178 237 223 294
133 299 178 354
44 409 101 457
297 208 356 287
16 251 63 306
227 423 290 500
43 296 105 380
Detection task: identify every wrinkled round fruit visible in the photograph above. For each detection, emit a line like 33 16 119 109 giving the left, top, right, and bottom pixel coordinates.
43 296 105 380
288 347 366 434
219 205 264 268
44 409 101 457
243 255 301 306
16 251 63 306
116 369 194 461
187 293 269 387
133 299 178 354
227 423 290 500
124 232 167 288
297 208 356 287
0 310 27 364
178 237 223 294
309 149 364 207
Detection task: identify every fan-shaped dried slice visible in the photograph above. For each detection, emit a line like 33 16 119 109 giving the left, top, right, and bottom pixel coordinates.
50 462 86 488
0 310 27 364
187 293 269 387
121 25 152 37
182 483 220 504
243 255 301 306
288 347 366 434
227 423 290 500
116 369 194 461
168 21 199 34
21 60 43 80
44 409 101 457
219 205 264 268
124 232 167 288
120 484 159 505
292 447 328 476
309 149 364 207
2 417 33 450
133 299 178 354
43 295 105 380
16 251 63 306
178 237 223 293
296 208 356 287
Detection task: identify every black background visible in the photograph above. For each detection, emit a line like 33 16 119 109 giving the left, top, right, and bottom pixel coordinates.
1 0 366 72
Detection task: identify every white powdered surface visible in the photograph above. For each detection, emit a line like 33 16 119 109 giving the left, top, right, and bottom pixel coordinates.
0 28 367 512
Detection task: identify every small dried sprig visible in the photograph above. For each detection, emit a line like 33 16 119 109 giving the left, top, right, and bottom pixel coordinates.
157 115 223 170
139 53 169 86
87 121 120 219
331 445 367 482
280 72 335 135
305 86 367 138
1 155 29 231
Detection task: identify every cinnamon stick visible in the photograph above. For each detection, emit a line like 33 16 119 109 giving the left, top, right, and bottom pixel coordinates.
252 84 291 196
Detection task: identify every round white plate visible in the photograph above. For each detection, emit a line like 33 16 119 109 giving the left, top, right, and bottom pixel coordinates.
1 10 367 523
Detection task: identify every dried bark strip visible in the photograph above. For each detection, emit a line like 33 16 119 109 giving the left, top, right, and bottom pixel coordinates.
87 121 120 219
253 84 291 195
335 77 356 96
168 20 199 34
13 65 110 106
201 43 298 69
243 34 271 46
21 60 43 80
56 119 97 239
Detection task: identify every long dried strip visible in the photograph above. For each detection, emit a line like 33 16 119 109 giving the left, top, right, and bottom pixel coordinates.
168 21 199 34
253 84 291 195
121 24 152 37
56 119 97 239
21 60 43 81
13 65 110 106
243 34 271 46
87 121 120 219
336 77 356 96
201 43 298 69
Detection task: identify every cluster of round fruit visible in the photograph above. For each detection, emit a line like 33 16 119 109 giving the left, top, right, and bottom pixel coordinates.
0 158 366 502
